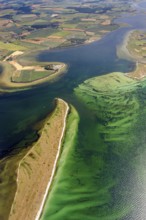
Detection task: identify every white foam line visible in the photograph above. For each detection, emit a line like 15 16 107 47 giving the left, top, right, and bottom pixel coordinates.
35 98 69 220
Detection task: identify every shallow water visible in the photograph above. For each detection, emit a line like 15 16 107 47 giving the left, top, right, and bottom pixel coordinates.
38 13 146 220
1 9 146 220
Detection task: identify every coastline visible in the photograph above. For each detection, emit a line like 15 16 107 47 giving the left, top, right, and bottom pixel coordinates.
9 98 69 220
116 30 146 80
0 62 67 91
116 30 136 61
35 99 69 220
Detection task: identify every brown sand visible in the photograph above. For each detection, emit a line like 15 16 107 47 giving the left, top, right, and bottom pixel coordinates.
9 99 69 220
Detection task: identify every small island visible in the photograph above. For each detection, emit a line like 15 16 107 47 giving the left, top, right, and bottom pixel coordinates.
0 51 67 92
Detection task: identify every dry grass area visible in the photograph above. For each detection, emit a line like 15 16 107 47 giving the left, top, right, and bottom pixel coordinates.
127 63 146 79
63 27 84 32
9 99 69 220
101 19 111 26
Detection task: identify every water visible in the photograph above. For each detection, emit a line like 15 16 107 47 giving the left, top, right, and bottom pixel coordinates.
1 10 146 220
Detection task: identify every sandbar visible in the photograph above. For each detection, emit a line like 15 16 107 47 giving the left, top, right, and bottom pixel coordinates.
8 98 69 220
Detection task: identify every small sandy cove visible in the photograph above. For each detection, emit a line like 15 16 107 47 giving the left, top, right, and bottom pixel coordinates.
8 98 69 220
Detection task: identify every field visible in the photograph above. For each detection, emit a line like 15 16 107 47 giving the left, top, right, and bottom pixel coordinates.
127 30 146 60
12 69 54 83
0 0 137 53
0 54 67 92
0 41 27 51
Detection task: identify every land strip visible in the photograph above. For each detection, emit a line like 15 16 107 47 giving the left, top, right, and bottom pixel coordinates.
0 51 67 92
117 30 146 80
9 98 69 220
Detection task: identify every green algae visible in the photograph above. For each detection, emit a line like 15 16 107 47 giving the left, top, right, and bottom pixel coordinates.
74 72 146 219
40 105 80 220
41 72 146 220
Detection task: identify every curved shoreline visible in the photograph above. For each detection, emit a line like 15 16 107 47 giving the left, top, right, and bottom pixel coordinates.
9 98 69 220
0 50 67 92
35 99 69 220
116 29 146 80
116 30 136 61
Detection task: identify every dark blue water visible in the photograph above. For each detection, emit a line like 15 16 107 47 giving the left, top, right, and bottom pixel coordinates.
1 13 146 155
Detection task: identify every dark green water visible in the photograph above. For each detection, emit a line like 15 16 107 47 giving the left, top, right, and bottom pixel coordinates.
1 13 146 219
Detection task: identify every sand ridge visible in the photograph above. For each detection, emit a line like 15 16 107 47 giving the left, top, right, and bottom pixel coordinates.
8 98 69 220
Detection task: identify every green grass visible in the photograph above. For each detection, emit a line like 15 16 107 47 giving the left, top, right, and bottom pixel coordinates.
26 29 58 39
12 69 54 83
61 23 78 28
0 41 27 51
51 31 71 37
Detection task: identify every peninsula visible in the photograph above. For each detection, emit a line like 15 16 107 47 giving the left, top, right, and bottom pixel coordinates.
0 51 67 92
118 30 146 80
7 98 69 220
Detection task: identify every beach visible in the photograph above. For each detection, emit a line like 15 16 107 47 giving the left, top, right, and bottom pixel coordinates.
9 98 69 220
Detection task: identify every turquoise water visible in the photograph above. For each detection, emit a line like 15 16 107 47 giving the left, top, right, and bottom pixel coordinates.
1 12 146 219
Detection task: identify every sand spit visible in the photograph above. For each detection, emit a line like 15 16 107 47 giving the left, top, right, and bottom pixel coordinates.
9 98 69 220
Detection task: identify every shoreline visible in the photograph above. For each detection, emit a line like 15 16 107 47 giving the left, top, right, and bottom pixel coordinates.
116 30 136 61
35 98 69 220
9 98 69 220
0 62 67 92
0 51 67 93
116 30 146 80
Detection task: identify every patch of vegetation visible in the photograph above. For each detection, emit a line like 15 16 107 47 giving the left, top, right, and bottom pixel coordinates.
127 30 146 60
11 69 54 83
0 41 27 51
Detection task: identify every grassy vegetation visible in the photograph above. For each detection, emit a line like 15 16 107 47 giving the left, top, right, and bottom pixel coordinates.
12 69 54 83
0 0 136 54
127 30 146 60
0 41 27 51
0 138 36 220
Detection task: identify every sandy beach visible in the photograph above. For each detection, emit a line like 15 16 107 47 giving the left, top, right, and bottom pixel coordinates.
116 30 135 61
9 98 69 220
